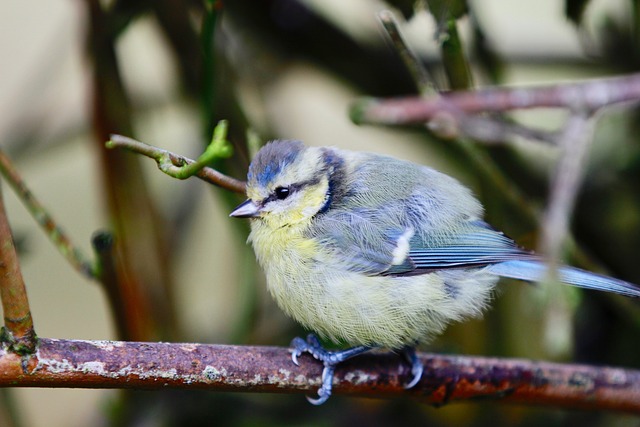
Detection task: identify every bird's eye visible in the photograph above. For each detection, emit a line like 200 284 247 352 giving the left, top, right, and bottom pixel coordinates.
274 186 290 200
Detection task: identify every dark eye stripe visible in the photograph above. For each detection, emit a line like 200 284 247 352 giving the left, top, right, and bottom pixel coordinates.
262 178 318 205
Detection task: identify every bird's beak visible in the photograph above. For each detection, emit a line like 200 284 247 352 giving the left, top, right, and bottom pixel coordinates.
230 199 261 218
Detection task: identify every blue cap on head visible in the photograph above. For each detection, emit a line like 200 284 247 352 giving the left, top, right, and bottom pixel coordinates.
248 140 306 187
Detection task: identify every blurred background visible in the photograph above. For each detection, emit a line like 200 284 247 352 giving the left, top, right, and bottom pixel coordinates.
1 0 640 426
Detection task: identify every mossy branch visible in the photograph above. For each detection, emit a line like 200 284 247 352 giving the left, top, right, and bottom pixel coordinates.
0 149 97 280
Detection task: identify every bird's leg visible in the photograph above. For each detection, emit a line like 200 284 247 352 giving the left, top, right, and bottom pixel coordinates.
290 333 373 405
400 346 423 389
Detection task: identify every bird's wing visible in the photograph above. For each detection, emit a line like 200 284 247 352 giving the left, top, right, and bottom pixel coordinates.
312 202 532 276
310 153 499 275
384 220 536 275
312 206 640 297
310 207 413 275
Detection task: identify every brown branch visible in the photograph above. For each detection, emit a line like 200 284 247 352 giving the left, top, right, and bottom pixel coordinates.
351 73 640 126
88 0 181 342
0 185 36 354
107 135 247 194
90 231 129 340
0 338 639 412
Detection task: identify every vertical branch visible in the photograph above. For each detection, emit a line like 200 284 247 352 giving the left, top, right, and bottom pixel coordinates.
0 184 36 354
91 231 127 340
199 0 221 137
440 18 474 90
426 0 474 91
87 0 178 341
539 111 594 356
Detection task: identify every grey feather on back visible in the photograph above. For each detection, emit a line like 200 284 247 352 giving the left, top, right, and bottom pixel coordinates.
307 152 452 275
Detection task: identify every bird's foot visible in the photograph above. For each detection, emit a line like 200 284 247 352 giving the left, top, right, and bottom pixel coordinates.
401 346 423 389
290 334 371 405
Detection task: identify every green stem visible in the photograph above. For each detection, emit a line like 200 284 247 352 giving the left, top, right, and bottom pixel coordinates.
106 124 245 194
441 19 473 90
201 0 221 138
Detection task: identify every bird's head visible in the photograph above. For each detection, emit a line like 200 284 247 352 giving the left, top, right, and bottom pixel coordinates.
230 140 342 229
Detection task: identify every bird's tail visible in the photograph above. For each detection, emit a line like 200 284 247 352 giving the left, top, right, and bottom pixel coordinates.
484 260 640 298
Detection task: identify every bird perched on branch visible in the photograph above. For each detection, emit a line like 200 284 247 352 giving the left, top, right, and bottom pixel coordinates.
230 140 640 405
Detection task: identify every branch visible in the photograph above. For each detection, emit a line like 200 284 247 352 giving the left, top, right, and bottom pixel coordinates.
0 149 96 280
89 0 179 342
351 73 640 126
438 13 474 90
90 231 130 340
106 135 246 194
1 338 639 412
541 111 595 263
0 185 36 354
378 10 436 96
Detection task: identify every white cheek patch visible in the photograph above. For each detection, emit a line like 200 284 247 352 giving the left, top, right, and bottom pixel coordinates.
391 227 415 265
302 205 318 217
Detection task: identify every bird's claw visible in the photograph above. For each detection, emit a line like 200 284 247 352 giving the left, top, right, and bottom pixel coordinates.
290 336 308 366
290 334 324 365
306 385 331 405
404 363 423 389
289 334 372 405
401 347 423 389
306 363 335 405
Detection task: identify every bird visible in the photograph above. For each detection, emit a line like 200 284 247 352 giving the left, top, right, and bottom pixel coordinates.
229 139 640 405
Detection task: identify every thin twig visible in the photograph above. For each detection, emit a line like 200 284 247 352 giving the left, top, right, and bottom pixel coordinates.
0 338 639 412
106 135 246 194
0 184 36 354
0 149 96 280
453 113 559 144
377 9 555 145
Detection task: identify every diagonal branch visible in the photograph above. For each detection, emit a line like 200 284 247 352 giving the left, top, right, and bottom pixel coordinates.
378 10 436 96
0 149 96 280
0 338 639 413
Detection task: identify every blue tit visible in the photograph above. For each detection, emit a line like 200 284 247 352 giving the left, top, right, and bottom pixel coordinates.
230 139 640 405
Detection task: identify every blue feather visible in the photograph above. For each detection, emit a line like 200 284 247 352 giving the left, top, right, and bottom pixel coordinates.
386 222 536 274
484 260 640 298
383 221 640 298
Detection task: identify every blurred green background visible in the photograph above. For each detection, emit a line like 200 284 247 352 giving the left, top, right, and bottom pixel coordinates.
1 0 640 426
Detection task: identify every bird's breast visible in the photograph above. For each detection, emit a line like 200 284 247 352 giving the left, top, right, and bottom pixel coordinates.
248 220 497 349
